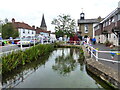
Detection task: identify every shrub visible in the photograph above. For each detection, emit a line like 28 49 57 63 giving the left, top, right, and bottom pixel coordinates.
2 44 54 74
104 40 112 46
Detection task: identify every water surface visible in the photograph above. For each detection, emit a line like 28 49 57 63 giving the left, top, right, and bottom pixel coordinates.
2 48 113 89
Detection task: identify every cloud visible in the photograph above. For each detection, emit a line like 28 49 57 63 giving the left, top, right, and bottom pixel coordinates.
0 0 119 32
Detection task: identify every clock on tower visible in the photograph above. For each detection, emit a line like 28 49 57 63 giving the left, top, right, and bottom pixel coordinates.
80 12 85 20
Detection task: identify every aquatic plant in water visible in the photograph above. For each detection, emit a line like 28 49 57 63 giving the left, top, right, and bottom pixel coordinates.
2 44 54 74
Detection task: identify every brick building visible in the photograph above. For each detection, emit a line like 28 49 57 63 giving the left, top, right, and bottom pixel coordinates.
94 2 120 46
77 12 100 38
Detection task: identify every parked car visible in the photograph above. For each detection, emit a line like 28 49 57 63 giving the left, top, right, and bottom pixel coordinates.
17 38 31 47
14 37 20 44
30 39 38 45
30 37 40 45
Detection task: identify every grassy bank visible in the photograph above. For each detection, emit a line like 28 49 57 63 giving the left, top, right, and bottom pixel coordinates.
2 44 54 74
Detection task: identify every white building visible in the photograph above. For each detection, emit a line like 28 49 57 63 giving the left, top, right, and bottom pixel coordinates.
12 18 36 38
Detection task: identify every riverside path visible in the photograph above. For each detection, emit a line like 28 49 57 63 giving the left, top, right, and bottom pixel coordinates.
91 43 120 73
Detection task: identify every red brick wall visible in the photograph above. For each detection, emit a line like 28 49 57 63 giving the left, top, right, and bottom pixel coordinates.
95 20 120 35
103 23 115 33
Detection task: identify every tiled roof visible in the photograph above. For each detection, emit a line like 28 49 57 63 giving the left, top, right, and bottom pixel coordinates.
13 22 35 30
12 18 35 30
78 19 99 24
12 18 50 33
36 28 51 34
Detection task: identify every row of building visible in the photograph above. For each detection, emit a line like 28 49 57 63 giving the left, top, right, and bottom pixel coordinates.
77 1 120 46
11 14 51 39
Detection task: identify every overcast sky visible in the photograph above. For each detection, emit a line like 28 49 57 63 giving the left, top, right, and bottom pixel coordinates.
0 0 120 32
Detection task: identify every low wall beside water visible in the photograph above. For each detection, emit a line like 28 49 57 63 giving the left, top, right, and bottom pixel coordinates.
82 45 120 89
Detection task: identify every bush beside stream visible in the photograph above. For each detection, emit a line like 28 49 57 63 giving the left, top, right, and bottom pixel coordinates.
2 43 84 74
2 44 54 74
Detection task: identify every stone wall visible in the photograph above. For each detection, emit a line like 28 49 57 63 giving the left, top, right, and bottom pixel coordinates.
82 45 120 89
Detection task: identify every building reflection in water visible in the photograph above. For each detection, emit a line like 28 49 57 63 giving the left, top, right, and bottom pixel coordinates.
52 48 85 76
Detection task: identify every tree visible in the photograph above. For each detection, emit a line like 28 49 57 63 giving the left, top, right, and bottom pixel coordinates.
51 14 76 38
2 23 19 39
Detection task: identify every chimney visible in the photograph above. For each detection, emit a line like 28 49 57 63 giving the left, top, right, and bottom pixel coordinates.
32 25 35 29
12 18 15 23
36 27 39 29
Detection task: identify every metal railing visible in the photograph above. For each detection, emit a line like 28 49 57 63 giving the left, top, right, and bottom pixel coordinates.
0 47 30 57
84 44 120 63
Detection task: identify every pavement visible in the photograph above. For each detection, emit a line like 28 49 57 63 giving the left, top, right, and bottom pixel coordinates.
92 43 119 51
89 43 120 73
0 44 19 52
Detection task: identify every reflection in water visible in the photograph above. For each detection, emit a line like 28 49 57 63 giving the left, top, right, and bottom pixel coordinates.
2 48 112 89
52 48 82 76
2 54 50 88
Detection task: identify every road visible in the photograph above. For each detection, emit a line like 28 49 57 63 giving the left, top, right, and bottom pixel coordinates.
0 44 20 53
0 44 31 57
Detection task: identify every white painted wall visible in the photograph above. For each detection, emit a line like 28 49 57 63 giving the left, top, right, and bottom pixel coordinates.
95 33 118 46
108 33 118 46
18 28 36 38
50 33 57 41
93 23 98 38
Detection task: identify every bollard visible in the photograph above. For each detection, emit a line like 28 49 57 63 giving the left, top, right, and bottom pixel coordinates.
91 47 93 58
96 49 98 61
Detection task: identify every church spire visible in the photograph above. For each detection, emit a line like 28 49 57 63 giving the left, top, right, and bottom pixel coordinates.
40 14 47 30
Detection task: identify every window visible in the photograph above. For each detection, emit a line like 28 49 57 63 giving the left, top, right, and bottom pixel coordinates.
32 31 34 34
23 29 25 33
84 24 88 33
28 30 29 34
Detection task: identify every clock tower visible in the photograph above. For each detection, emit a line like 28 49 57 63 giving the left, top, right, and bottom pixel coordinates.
80 12 85 20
